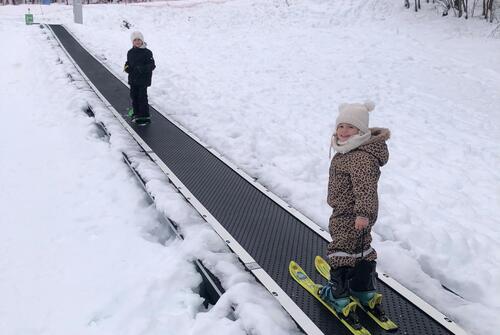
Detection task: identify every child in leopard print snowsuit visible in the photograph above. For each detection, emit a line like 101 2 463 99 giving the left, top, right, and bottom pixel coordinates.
319 101 390 314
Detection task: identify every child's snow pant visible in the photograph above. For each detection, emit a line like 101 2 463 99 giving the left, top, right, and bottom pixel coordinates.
130 85 150 118
350 260 377 292
327 215 378 294
329 266 350 298
327 215 377 269
328 260 377 298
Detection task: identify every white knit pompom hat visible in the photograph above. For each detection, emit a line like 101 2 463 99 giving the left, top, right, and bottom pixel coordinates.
130 31 144 43
335 101 375 134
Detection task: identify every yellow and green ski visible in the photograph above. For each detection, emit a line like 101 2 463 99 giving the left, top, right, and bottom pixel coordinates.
289 261 371 335
314 256 398 331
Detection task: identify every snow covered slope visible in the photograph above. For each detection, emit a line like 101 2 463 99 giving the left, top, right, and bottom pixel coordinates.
1 1 499 334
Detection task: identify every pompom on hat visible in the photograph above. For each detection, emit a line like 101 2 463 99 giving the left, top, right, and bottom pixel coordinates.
130 31 144 43
336 101 375 134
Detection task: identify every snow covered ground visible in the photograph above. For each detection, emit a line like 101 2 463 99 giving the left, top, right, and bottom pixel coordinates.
1 1 499 334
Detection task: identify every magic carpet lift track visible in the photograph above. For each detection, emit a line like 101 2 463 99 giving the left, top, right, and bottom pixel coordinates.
45 23 468 335
50 28 226 311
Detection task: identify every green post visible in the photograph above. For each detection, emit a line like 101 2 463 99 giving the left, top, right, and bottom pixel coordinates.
25 9 34 25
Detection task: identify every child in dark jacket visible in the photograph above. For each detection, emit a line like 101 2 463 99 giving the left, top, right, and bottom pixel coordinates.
319 101 391 323
124 31 156 125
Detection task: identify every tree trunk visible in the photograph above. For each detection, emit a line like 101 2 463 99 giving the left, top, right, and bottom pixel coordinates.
487 0 494 22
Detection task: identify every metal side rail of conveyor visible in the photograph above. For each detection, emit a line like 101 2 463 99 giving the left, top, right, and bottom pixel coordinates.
46 23 468 335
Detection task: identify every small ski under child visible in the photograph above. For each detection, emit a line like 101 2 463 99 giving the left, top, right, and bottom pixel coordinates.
320 101 390 322
124 31 156 126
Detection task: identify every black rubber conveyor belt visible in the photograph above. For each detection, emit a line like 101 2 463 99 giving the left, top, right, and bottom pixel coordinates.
49 24 457 335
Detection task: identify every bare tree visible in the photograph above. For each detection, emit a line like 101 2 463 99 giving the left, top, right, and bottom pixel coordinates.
405 0 422 11
406 0 496 20
484 0 495 21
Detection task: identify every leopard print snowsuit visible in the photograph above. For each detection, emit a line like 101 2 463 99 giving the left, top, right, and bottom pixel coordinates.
327 128 390 269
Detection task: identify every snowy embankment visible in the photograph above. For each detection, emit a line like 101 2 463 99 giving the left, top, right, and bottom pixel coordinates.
1 1 500 334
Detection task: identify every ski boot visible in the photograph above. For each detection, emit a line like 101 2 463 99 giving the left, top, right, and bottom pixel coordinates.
350 260 388 322
319 283 351 313
319 267 362 329
351 289 387 321
133 115 151 126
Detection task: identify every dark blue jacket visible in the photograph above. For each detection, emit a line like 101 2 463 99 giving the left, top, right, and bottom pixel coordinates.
124 47 155 87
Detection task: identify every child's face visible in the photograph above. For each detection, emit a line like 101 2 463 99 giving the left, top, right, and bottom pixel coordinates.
336 123 360 142
133 38 143 48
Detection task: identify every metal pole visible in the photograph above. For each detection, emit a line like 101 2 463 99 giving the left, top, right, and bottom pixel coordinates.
73 0 83 24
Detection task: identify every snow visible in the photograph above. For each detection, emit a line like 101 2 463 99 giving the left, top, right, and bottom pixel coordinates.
1 1 499 335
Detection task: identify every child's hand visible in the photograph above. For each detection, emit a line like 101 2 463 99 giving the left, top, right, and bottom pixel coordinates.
355 216 369 230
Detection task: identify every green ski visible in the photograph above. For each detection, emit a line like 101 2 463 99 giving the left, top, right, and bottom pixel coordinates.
314 256 398 331
289 261 371 335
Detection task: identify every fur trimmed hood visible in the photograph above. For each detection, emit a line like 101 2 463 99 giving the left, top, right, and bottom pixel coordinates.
357 127 390 166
